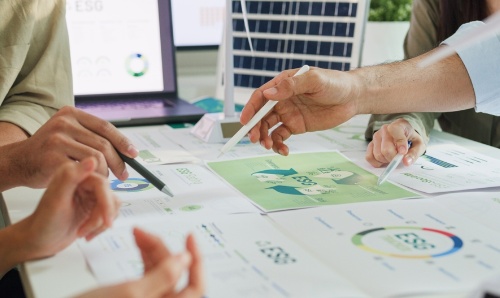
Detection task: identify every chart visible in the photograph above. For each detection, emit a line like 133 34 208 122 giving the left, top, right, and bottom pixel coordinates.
207 151 418 211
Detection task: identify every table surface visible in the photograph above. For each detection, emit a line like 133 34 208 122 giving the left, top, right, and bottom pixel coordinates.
2 128 499 298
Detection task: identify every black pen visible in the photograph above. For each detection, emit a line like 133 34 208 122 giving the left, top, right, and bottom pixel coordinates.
116 151 174 197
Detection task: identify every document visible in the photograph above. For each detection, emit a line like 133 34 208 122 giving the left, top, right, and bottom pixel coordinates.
433 191 500 233
78 214 369 298
206 151 418 212
110 163 259 220
119 126 199 165
298 114 370 151
269 199 500 297
392 144 500 193
167 128 331 160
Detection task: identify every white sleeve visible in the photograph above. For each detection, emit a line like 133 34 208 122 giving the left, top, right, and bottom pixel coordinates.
442 21 500 116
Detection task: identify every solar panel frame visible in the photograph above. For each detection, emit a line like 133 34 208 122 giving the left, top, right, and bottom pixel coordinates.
216 0 369 103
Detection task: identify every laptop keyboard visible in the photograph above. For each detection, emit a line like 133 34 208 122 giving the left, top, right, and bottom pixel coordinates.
77 100 165 111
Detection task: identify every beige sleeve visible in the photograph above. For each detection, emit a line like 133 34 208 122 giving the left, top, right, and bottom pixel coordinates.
365 0 441 142
0 0 73 136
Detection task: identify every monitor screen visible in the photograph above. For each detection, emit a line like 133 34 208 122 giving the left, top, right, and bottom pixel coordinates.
66 0 174 96
171 0 224 48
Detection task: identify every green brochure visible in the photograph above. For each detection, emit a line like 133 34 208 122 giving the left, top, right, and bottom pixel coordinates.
207 151 419 212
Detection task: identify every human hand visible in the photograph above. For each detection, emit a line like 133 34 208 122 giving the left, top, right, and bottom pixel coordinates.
15 157 120 261
4 106 138 189
77 228 204 298
240 67 360 155
365 118 426 168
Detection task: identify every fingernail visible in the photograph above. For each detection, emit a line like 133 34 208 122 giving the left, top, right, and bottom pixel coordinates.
398 145 407 154
127 144 139 156
406 156 414 165
278 149 285 155
263 87 278 95
178 252 192 265
260 140 265 147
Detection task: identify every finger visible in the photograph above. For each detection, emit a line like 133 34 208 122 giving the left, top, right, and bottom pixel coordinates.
59 106 139 158
262 69 314 102
241 69 298 125
131 253 191 298
379 127 399 163
403 137 427 166
73 131 128 181
177 234 205 298
386 120 413 155
365 141 384 168
270 126 291 156
77 174 117 237
41 158 96 208
63 140 110 178
371 130 391 165
133 227 172 272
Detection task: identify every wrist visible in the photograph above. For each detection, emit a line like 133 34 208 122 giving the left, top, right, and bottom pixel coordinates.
0 221 32 276
0 142 28 192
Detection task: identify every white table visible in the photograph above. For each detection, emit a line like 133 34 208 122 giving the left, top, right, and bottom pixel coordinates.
2 128 499 298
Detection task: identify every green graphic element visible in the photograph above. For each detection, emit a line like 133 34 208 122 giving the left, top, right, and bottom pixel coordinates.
207 152 417 211
138 150 160 163
180 205 203 212
331 125 366 141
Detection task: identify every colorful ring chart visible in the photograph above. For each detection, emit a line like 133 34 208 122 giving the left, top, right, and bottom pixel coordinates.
111 178 154 192
126 53 148 77
351 226 463 259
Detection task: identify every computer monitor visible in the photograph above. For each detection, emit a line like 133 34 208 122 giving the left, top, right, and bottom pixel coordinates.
171 0 224 48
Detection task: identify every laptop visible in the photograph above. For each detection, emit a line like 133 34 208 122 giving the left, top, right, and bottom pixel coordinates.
66 0 206 127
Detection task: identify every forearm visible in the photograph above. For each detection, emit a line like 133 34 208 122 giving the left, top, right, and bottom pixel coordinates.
0 222 30 277
0 141 27 192
0 122 29 147
352 49 475 115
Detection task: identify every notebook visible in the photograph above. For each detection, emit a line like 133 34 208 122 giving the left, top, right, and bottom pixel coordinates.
66 0 206 126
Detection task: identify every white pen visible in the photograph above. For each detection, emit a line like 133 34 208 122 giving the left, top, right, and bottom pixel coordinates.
218 65 310 157
377 141 412 186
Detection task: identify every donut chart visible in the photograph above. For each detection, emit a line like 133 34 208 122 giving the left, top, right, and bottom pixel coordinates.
351 226 463 259
111 178 154 192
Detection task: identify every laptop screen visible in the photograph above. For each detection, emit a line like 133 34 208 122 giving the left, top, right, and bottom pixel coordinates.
66 0 176 96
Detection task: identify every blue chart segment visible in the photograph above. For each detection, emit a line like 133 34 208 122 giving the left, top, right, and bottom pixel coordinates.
111 178 154 192
231 0 367 89
421 155 457 168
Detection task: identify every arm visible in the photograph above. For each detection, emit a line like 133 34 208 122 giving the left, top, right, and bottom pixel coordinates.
0 158 120 277
241 49 474 156
364 0 440 166
0 106 139 192
0 0 73 137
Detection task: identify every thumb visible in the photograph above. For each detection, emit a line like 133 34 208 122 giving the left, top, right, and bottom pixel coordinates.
42 158 97 204
131 253 191 297
404 138 427 166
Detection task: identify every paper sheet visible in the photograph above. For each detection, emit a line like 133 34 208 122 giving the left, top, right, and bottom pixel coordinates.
110 164 259 221
206 151 418 212
78 214 369 298
269 199 500 297
119 125 199 165
392 144 500 193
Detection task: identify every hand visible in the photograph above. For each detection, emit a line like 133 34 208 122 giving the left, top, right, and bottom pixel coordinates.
15 157 120 261
2 106 138 189
365 118 426 168
240 67 360 156
77 228 204 298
